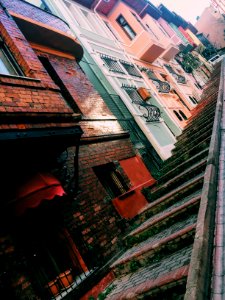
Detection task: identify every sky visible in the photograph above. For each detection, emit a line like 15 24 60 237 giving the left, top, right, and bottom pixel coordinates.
150 0 211 24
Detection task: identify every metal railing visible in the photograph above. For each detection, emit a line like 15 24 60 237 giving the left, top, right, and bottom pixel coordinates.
122 84 161 122
165 64 186 84
141 68 171 93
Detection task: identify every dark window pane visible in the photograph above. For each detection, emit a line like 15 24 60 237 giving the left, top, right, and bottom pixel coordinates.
117 15 136 40
173 110 183 121
179 110 188 120
93 163 129 198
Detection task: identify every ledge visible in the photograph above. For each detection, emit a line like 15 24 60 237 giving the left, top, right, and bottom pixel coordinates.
0 112 81 123
118 189 135 200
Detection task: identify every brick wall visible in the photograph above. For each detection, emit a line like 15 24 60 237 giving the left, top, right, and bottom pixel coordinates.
36 51 116 119
2 0 70 34
0 6 54 81
0 3 146 299
63 138 135 261
0 6 75 121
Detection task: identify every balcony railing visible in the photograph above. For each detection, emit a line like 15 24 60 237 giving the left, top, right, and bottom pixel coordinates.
119 60 142 77
122 84 161 122
141 68 170 93
165 64 186 84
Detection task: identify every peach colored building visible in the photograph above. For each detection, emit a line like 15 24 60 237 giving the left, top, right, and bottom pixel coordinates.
211 0 225 14
195 6 225 50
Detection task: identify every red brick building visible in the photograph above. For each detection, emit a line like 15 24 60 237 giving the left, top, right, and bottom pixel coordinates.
0 1 154 299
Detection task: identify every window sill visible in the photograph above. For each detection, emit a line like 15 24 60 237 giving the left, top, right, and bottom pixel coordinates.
118 189 135 200
0 74 48 89
0 73 41 81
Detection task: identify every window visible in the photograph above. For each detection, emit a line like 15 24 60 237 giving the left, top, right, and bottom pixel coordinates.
165 65 186 84
116 15 136 40
158 23 170 37
194 83 202 89
173 110 187 121
119 60 142 77
24 0 50 11
192 97 198 104
93 163 129 198
173 110 182 121
145 69 160 81
0 37 22 76
13 206 90 300
179 110 188 120
143 69 170 93
100 54 125 74
189 96 198 104
123 86 144 105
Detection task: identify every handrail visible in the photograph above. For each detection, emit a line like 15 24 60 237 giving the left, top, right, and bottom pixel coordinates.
184 60 225 300
211 59 225 298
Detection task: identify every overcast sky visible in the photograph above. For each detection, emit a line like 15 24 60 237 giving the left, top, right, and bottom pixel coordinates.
150 0 211 24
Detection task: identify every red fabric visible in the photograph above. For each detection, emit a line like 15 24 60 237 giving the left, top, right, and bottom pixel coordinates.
12 173 65 215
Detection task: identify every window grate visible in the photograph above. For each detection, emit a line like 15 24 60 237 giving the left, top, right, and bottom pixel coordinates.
142 68 170 93
165 65 186 84
5 208 97 300
100 54 125 74
119 60 142 77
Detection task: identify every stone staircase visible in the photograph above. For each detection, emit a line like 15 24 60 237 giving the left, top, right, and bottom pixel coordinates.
100 66 221 300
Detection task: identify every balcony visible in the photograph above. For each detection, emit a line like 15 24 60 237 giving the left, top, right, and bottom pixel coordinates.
165 65 186 84
141 68 171 93
126 31 165 63
161 44 180 61
3 0 83 60
122 84 161 122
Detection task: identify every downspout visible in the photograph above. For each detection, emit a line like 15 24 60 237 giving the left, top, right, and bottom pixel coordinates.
74 139 81 195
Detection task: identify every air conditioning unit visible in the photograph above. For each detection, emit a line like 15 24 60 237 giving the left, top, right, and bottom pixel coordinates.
137 87 151 101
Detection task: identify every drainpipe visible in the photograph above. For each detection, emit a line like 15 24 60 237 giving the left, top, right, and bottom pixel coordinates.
93 0 104 12
74 140 81 195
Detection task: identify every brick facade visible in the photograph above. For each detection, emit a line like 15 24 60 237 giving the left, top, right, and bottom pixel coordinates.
0 1 153 299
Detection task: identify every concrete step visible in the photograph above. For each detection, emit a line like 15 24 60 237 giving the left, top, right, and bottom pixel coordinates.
139 173 204 223
172 127 212 156
129 192 200 239
158 149 208 185
150 159 207 201
112 214 197 276
175 120 214 148
105 246 192 299
161 138 210 174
